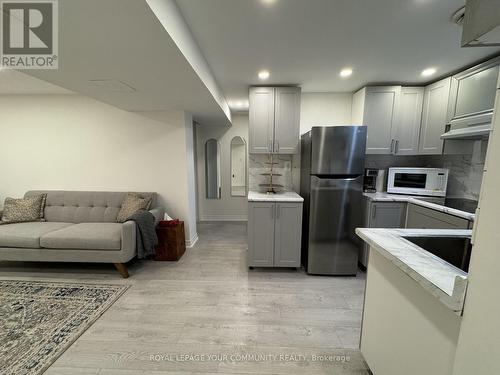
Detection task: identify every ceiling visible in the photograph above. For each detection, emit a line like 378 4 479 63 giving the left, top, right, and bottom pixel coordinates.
22 0 230 125
0 70 73 95
176 0 500 109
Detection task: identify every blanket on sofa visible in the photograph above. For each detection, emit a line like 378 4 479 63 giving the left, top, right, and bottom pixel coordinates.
126 210 158 259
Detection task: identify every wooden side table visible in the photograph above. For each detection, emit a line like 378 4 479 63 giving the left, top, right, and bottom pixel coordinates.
155 221 186 261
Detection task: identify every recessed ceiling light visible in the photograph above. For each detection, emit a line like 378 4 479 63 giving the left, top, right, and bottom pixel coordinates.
258 70 270 80
340 68 353 78
261 0 277 5
421 67 437 77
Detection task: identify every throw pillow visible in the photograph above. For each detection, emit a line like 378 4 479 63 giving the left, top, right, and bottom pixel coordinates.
117 193 152 223
0 194 47 225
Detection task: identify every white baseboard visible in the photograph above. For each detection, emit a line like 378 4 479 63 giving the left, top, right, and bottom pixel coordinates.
198 215 248 222
186 233 199 248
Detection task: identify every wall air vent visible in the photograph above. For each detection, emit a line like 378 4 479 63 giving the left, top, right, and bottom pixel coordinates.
88 79 136 93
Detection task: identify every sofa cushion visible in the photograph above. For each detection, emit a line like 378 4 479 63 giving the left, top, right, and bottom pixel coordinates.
116 193 152 223
0 222 73 248
40 223 122 250
1 194 47 224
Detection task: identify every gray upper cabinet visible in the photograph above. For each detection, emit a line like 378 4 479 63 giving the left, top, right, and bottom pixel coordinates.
396 87 424 155
274 87 301 154
274 202 302 267
418 77 451 155
447 57 500 129
248 201 302 268
352 86 401 154
249 86 301 154
353 86 424 155
247 201 275 267
249 87 275 154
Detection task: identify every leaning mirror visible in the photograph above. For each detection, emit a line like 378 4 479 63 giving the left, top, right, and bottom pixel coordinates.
230 136 247 197
205 139 221 199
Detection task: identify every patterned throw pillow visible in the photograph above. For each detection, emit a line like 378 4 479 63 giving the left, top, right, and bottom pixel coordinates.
0 194 47 225
116 193 152 223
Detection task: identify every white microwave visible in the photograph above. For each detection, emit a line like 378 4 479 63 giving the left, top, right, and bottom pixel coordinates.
387 168 449 197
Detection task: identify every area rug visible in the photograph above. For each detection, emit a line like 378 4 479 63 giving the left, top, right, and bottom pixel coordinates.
0 280 129 375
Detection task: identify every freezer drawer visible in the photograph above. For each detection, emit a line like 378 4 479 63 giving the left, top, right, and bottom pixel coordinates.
307 175 363 275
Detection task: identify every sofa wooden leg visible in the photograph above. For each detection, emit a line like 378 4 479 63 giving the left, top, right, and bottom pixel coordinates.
113 263 129 278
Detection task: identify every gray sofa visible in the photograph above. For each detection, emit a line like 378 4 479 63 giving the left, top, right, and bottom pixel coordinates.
0 190 164 278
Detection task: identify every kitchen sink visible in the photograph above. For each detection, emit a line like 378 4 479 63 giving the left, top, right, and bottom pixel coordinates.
403 236 472 272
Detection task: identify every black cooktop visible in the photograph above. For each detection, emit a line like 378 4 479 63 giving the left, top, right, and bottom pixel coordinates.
442 198 478 215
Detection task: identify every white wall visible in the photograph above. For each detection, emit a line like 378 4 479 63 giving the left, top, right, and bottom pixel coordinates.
452 87 500 374
196 114 248 221
300 92 353 135
231 140 246 188
0 94 198 245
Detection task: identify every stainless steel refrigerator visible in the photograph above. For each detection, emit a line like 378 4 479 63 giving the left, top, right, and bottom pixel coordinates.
300 126 367 275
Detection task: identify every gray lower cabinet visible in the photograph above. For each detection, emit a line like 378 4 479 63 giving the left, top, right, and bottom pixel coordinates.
406 203 470 229
360 200 407 267
247 202 275 266
248 201 302 268
368 201 407 228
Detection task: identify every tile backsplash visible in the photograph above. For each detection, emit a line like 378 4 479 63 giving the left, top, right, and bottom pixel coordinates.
422 140 487 201
365 140 488 201
249 154 294 192
249 140 487 200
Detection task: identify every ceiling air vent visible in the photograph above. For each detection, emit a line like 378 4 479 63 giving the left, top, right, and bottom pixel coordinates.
88 79 136 93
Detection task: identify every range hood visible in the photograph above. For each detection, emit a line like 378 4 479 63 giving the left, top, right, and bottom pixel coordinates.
462 0 500 47
441 124 491 140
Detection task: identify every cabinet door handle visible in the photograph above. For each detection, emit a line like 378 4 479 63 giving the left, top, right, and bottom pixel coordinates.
390 139 395 154
271 205 274 219
372 205 377 219
276 140 280 153
277 205 280 219
395 140 399 154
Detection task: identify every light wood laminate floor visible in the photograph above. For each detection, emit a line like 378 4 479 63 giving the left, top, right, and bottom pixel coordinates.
0 222 370 374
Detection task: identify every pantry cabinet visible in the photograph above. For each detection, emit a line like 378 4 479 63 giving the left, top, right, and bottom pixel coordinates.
249 86 301 154
418 77 452 155
248 201 302 268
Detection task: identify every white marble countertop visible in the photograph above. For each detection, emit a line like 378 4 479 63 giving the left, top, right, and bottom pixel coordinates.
363 192 475 221
248 190 304 202
356 227 471 314
363 192 416 202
